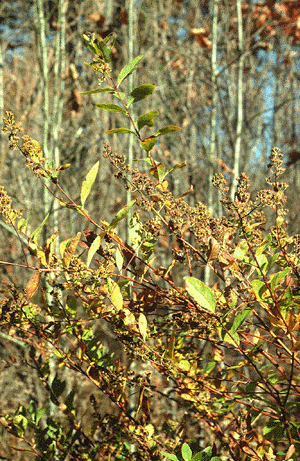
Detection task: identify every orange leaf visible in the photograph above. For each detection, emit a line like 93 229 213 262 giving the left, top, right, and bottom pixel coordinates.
26 272 41 300
285 444 295 460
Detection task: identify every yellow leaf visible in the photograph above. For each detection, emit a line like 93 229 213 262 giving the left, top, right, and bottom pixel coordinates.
121 308 137 330
60 233 81 269
179 392 197 402
36 250 47 266
178 360 190 371
115 245 124 272
107 278 123 311
157 180 168 192
86 235 101 268
45 231 59 265
138 313 147 340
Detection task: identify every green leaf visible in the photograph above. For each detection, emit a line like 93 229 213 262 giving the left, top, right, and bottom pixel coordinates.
149 162 166 182
161 453 180 461
82 33 114 62
263 419 282 436
94 103 127 114
264 253 279 273
56 163 71 172
28 400 36 415
31 213 49 244
191 454 203 461
53 349 65 358
81 161 99 207
102 32 116 46
65 389 75 413
220 322 240 345
233 240 249 260
182 443 192 461
47 159 54 169
141 235 157 260
65 297 77 317
82 33 98 54
108 200 136 230
231 307 252 333
153 126 180 137
60 202 87 216
251 279 268 302
184 277 216 312
255 254 269 273
51 374 66 400
117 55 143 86
87 235 102 268
140 137 158 152
137 111 159 130
203 361 216 376
270 267 290 291
82 88 116 95
13 414 28 437
18 215 30 233
256 233 272 255
105 128 137 135
133 157 152 165
166 161 187 175
35 407 47 424
280 286 293 311
127 84 155 106
200 447 212 458
95 38 112 62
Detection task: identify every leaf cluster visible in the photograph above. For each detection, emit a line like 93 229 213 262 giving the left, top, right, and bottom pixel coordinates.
0 38 300 461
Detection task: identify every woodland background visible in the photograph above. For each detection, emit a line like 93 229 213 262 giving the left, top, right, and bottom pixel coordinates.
1 0 300 460
1 0 300 236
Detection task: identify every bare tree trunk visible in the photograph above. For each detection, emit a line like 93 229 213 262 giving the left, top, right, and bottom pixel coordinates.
34 0 67 415
126 0 137 428
52 0 67 253
207 0 218 215
230 0 244 201
34 0 51 227
205 0 218 286
126 0 135 231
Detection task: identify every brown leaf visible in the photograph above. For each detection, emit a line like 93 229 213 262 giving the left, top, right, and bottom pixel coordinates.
207 236 221 262
287 151 300 166
88 366 100 382
82 228 105 257
216 158 234 174
26 272 41 300
63 232 81 269
241 445 259 458
142 393 151 424
83 228 98 245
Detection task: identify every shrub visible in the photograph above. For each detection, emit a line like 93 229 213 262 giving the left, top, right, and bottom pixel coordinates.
0 33 300 461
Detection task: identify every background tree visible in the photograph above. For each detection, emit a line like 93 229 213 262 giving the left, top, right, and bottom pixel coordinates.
1 2 300 459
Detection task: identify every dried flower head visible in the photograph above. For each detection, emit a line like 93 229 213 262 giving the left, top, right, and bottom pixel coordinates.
0 186 22 224
2 111 22 149
21 135 44 164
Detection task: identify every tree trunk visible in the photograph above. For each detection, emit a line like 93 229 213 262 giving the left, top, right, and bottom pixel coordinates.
230 0 244 201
